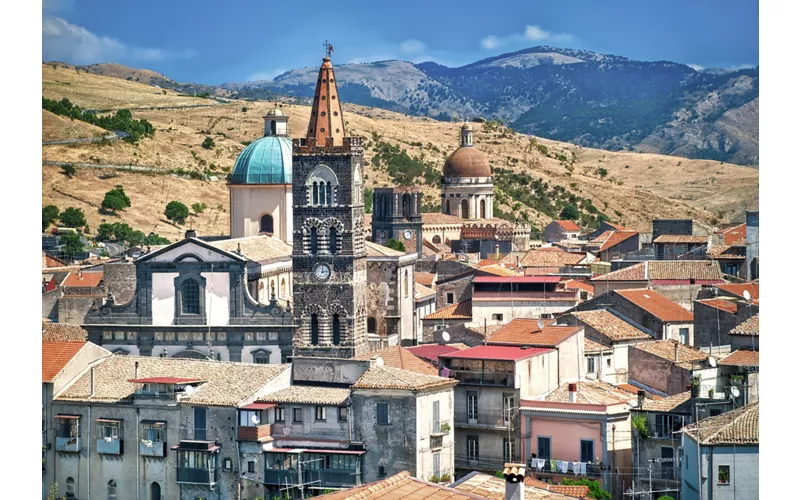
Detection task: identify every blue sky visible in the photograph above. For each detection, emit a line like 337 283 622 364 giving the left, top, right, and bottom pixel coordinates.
43 0 759 84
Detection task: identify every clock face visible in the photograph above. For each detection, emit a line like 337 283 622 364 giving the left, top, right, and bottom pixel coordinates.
314 264 331 281
403 230 413 240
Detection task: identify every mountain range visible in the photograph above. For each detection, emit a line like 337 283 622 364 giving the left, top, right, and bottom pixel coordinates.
223 46 759 166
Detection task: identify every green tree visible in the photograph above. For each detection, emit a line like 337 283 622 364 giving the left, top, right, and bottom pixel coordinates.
386 238 406 252
364 187 374 214
42 205 60 232
191 202 207 215
165 201 189 224
101 186 131 213
597 167 608 179
561 478 610 499
59 207 87 228
241 106 248 112
201 136 215 150
656 496 675 500
559 203 580 220
59 233 85 257
61 164 76 178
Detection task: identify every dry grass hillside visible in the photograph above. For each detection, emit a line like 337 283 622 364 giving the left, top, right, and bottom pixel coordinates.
42 65 758 241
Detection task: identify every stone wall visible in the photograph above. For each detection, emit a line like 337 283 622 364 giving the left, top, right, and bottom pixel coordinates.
435 274 473 309
628 346 691 395
104 260 137 305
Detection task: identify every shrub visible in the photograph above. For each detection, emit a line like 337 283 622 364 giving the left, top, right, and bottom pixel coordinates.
59 207 87 228
101 186 131 213
241 106 248 112
560 203 580 220
632 413 650 439
165 201 189 224
562 478 610 499
59 233 85 257
61 164 76 178
42 205 60 232
657 496 675 500
386 238 406 252
191 202 207 215
597 167 608 178
202 136 215 150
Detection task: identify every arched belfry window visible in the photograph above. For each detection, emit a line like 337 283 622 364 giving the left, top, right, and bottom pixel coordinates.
461 199 469 220
445 199 451 215
367 317 377 334
310 314 320 345
402 194 411 220
480 199 486 219
306 165 339 206
432 235 442 244
270 120 277 135
181 279 200 315
332 314 341 345
310 227 319 255
260 213 274 234
329 226 338 254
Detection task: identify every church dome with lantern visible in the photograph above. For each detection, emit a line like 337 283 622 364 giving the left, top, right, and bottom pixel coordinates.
230 106 292 185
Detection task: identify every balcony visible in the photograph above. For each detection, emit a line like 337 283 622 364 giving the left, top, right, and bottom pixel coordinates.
430 420 452 436
450 369 515 387
303 469 361 489
237 424 273 442
176 467 219 485
55 437 81 453
456 454 510 471
455 409 517 430
264 468 299 486
96 437 123 455
140 440 167 457
430 435 444 449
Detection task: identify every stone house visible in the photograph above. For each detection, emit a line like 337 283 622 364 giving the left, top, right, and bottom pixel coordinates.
365 241 417 348
654 235 709 260
728 315 759 351
587 230 640 262
628 340 711 396
414 283 437 344
470 276 580 327
692 297 758 351
543 220 582 243
435 270 474 309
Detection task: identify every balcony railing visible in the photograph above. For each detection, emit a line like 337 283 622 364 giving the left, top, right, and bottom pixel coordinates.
55 437 81 453
264 468 298 486
449 369 515 387
526 459 603 477
237 424 272 442
176 466 219 485
430 420 452 435
139 440 167 457
455 454 514 471
430 435 444 449
454 409 518 429
96 437 123 455
303 469 361 489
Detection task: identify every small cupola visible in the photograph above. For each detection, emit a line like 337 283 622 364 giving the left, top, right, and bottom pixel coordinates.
264 104 289 137
460 122 473 147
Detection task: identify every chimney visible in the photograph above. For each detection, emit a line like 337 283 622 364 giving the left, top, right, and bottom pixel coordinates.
185 229 197 239
134 361 139 381
90 366 95 397
568 383 577 403
503 463 526 500
637 390 645 409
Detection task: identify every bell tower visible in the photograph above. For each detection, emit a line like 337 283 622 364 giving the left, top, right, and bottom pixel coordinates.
291 51 368 359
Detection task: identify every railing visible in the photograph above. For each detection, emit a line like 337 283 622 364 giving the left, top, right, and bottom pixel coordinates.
264 468 298 486
527 459 603 477
303 469 361 488
96 437 123 455
449 369 515 387
55 437 81 453
471 291 579 301
455 409 518 429
430 420 452 435
237 424 272 442
139 440 167 457
455 454 512 471
430 435 444 449
270 425 351 442
176 466 219 485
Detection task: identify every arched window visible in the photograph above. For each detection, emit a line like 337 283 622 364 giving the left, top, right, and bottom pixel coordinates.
480 199 486 219
66 478 75 498
445 199 451 215
181 279 200 315
306 165 339 206
313 182 319 205
258 281 265 303
432 235 442 244
108 480 118 500
270 120 277 135
280 278 287 297
402 194 411 220
310 314 319 345
367 317 377 334
270 280 276 299
461 199 469 219
384 196 391 217
310 227 318 255
404 270 409 298
326 182 333 206
260 213 274 234
332 314 341 345
150 482 161 500
329 226 338 254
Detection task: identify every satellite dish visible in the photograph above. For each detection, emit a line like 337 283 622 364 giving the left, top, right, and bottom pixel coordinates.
628 398 638 408
251 414 261 425
742 290 751 301
375 356 385 366
537 319 545 330
708 357 717 368
730 386 740 398
441 331 451 342
184 385 195 396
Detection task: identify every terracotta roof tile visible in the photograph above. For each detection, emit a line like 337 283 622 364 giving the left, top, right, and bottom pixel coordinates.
476 264 520 277
718 223 746 245
520 249 588 267
424 300 472 320
631 340 708 366
415 272 436 287
414 282 436 300
365 240 407 257
682 402 758 445
571 310 652 341
591 262 646 282
42 321 88 342
259 386 351 406
605 222 632 231
56 355 290 406
717 283 759 300
453 472 581 499
62 271 103 288
543 380 633 405
616 289 693 322
354 346 438 375
42 341 88 383
562 279 594 294
211 235 292 263
406 344 468 363
421 213 465 226
319 471 483 499
487 321 580 347
352 365 456 391
719 349 759 366
584 338 607 353
707 243 746 260
640 391 691 412
653 235 709 244
730 315 759 336
441 345 552 361
590 230 638 252
554 220 581 232
696 298 738 314
593 261 724 282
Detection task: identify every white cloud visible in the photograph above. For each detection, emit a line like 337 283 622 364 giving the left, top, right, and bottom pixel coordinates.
400 39 427 54
687 64 704 71
481 24 576 50
42 16 196 64
247 69 287 82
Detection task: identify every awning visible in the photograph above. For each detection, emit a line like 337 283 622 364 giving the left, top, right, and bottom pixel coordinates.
140 420 166 425
96 418 122 423
55 415 80 419
171 441 221 452
240 402 277 410
267 448 366 455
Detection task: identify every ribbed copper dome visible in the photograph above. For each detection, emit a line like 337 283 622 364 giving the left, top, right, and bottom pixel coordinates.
444 146 491 178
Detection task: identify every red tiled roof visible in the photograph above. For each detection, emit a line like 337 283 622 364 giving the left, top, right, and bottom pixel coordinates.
591 262 646 281
477 258 502 267
354 346 438 375
605 222 632 231
424 300 472 320
719 349 759 366
562 279 594 294
554 220 581 231
406 344 469 363
696 298 738 314
616 289 694 322
631 340 708 366
487 321 580 346
524 478 590 498
571 310 652 341
653 235 709 244
128 377 206 384
730 315 759 336
415 272 436 287
717 283 759 301
590 230 638 252
440 345 551 361
62 271 103 288
42 341 87 382
719 223 746 245
42 321 88 342
520 249 588 267
593 261 724 282
319 471 482 499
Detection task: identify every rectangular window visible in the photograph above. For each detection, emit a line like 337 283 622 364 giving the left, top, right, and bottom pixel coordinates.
275 407 285 422
537 436 551 460
315 406 326 421
224 458 232 471
239 410 258 427
194 407 207 440
587 356 596 373
248 461 256 473
466 391 478 421
655 414 682 438
492 313 504 321
606 357 612 368
141 421 165 442
679 328 689 344
433 452 441 477
432 401 440 433
96 419 121 439
661 447 675 479
293 408 303 423
502 394 515 426
338 407 348 422
377 402 390 425
55 416 80 438
467 436 479 461
718 465 730 485
580 439 594 463
447 293 454 304
378 465 386 478
503 438 515 463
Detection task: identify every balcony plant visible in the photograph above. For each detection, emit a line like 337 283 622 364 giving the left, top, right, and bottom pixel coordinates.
440 422 451 433
690 375 701 397
428 474 440 483
440 472 452 483
707 388 714 398
729 374 744 385
632 413 650 439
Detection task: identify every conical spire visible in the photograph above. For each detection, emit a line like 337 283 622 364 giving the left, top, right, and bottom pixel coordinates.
306 57 346 147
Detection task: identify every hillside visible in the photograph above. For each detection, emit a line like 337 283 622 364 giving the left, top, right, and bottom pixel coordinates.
230 46 758 165
42 65 758 242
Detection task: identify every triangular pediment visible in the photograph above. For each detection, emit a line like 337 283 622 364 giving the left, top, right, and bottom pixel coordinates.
137 238 245 264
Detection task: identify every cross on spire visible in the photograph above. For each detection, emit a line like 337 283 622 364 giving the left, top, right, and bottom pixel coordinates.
323 40 334 58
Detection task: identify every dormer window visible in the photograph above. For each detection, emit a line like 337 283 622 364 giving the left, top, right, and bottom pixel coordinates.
129 377 205 398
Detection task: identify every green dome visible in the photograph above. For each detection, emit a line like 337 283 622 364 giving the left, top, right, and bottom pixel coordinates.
230 136 292 184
